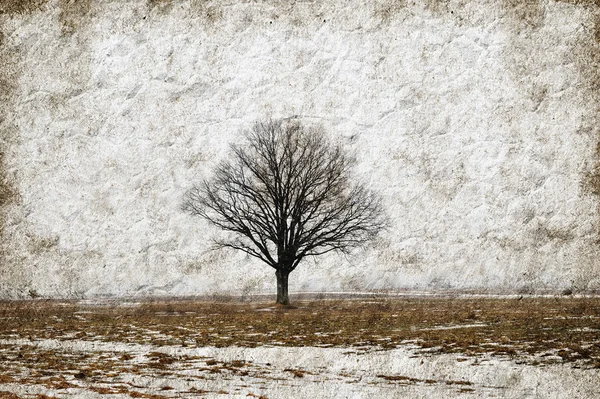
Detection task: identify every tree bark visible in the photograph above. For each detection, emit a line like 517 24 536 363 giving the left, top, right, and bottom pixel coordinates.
276 269 290 305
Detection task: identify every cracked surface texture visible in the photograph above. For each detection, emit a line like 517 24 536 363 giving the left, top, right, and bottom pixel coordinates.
1 0 600 298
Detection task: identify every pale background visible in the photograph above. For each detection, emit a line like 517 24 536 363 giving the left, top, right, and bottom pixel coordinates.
1 0 599 298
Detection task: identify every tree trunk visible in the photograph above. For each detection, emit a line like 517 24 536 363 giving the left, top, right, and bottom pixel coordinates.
276 269 290 305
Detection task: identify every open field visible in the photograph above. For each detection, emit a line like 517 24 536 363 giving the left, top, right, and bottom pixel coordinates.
0 296 599 398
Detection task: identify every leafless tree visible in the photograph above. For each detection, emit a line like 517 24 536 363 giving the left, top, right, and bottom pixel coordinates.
183 119 385 305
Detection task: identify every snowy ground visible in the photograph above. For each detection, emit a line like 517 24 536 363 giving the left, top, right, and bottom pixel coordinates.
0 297 599 398
1 338 598 398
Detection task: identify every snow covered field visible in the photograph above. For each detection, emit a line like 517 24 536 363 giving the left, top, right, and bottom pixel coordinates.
0 297 599 398
1 338 598 399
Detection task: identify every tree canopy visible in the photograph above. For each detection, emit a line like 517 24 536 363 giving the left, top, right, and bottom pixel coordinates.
184 119 385 304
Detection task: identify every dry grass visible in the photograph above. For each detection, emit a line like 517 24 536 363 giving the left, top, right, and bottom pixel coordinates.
0 297 599 397
1 297 599 365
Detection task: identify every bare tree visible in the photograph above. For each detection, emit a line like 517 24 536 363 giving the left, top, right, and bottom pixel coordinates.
183 119 385 305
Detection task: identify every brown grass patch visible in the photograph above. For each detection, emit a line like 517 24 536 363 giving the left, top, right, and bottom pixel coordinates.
446 379 472 386
0 375 15 383
378 374 473 386
188 387 210 394
246 393 269 399
88 385 170 399
378 374 422 384
1 297 600 369
283 368 305 378
3 297 597 397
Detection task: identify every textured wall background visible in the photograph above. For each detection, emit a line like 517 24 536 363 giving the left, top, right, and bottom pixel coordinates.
1 0 600 298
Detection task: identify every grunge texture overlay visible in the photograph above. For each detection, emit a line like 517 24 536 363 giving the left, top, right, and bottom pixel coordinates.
1 0 600 298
